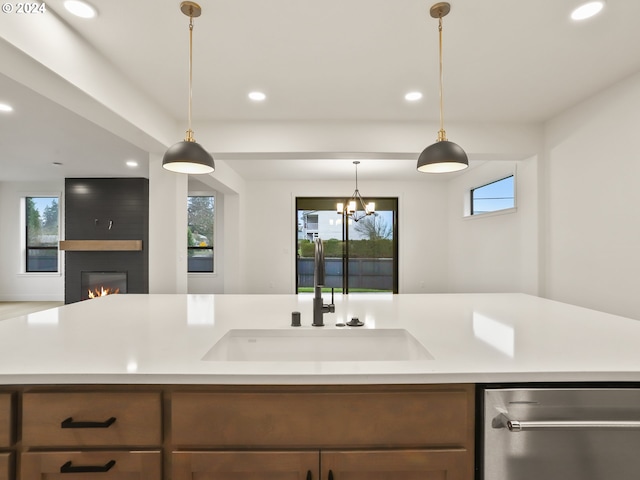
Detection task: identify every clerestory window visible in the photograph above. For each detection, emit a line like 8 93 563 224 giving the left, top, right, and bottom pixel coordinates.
470 175 515 215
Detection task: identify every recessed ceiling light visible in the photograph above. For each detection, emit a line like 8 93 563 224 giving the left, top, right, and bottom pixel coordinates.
0 103 14 112
126 160 138 168
405 91 423 101
248 91 266 101
64 0 97 18
571 1 604 20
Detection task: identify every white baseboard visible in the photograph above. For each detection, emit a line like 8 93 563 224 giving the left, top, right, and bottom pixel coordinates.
0 294 65 302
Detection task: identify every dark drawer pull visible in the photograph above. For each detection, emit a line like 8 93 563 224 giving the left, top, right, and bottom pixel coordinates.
60 460 116 473
328 469 334 480
307 470 312 480
61 416 116 429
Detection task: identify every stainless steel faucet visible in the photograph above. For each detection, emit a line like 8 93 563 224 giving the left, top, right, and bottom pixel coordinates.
312 238 335 327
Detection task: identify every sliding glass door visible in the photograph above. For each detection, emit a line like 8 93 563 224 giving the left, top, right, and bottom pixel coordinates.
296 197 398 294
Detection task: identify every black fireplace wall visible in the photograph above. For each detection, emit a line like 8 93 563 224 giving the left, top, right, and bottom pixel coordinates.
64 178 149 304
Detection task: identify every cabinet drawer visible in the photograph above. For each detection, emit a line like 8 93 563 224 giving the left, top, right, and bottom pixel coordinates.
22 392 162 447
0 394 11 447
172 385 474 448
21 450 161 480
322 449 472 480
0 453 12 480
173 451 318 480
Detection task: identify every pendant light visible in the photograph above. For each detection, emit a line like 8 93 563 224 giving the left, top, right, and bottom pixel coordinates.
417 2 468 174
337 161 376 223
162 1 215 174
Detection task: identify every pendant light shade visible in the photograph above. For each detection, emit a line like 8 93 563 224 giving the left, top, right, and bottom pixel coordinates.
417 2 468 174
162 1 214 175
163 139 215 174
417 139 468 173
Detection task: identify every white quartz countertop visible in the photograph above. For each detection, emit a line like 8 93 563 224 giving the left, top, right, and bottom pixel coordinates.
1 293 639 385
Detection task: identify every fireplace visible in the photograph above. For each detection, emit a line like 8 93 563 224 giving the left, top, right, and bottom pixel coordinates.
63 178 149 304
81 271 127 300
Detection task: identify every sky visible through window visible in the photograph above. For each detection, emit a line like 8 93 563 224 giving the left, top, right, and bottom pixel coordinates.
31 197 55 213
471 176 515 215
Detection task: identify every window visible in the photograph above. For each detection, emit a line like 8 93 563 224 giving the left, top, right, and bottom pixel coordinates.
470 175 515 215
25 196 59 272
187 195 214 273
296 197 398 294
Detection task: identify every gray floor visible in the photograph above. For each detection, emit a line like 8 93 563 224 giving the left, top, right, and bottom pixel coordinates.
0 301 64 321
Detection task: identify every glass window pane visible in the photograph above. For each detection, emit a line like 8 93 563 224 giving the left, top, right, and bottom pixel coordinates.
471 176 515 215
297 208 343 293
347 211 395 292
296 198 398 294
26 197 59 272
188 196 214 273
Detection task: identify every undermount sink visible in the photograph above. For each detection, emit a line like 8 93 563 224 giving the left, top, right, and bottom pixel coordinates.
202 328 433 362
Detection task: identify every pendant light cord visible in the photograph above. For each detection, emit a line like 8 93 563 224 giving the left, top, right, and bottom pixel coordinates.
186 16 194 142
437 16 447 142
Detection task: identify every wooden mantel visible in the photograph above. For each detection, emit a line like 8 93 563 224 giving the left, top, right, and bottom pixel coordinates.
59 240 143 251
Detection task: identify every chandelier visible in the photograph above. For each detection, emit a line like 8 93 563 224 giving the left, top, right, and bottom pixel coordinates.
336 161 375 222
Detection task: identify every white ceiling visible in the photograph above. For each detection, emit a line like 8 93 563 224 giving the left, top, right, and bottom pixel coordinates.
1 0 640 183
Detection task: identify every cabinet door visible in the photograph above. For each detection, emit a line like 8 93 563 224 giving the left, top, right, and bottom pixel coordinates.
173 451 318 480
321 449 472 480
21 450 161 480
0 394 11 447
0 453 12 480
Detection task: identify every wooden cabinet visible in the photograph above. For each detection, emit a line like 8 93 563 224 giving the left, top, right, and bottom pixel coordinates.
173 451 318 480
0 393 13 480
22 392 161 447
20 390 162 480
172 385 473 448
172 450 470 480
0 453 11 480
171 385 475 480
4 384 474 479
0 394 11 448
21 451 161 480
322 449 470 480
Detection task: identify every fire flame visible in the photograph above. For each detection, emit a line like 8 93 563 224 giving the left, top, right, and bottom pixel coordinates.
87 286 120 299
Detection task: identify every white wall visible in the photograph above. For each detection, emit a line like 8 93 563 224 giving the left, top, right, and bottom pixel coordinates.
543 71 640 320
187 159 248 294
446 159 539 294
0 180 65 301
241 178 449 294
148 154 188 294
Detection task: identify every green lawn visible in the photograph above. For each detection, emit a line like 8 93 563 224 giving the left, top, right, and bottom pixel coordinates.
297 287 389 293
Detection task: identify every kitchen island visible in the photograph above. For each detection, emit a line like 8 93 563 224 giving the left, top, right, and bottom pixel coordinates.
2 293 640 480
0 292 639 384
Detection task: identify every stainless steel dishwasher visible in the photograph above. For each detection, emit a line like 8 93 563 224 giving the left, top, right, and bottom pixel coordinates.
482 386 640 479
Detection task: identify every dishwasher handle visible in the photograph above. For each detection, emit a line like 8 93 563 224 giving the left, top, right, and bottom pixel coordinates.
494 414 640 432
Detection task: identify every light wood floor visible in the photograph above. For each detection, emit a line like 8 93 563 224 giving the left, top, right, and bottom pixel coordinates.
0 301 64 321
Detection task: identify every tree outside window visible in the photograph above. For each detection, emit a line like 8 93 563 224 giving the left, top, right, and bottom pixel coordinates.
187 196 214 273
26 196 59 272
296 198 398 294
